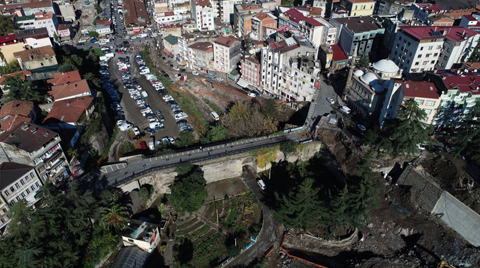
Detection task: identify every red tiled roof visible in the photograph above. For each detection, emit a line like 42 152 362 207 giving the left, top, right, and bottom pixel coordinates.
43 96 94 124
13 45 55 62
436 70 480 95
348 0 374 3
188 41 213 52
194 0 211 7
49 79 91 101
0 100 33 119
0 71 32 85
0 34 17 46
46 70 81 85
397 80 441 99
331 44 347 62
400 26 480 42
0 115 31 132
283 8 323 27
214 36 240 47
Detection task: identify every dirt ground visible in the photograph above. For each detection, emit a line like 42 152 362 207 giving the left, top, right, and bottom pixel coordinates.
202 177 248 203
284 127 480 268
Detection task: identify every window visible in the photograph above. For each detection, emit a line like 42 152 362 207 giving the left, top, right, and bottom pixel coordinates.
416 100 425 105
420 47 424 51
425 109 432 115
431 60 435 64
426 101 436 106
428 46 433 50
399 36 402 41
417 54 422 58
10 187 15 193
408 42 411 46
3 191 9 197
26 189 30 194
434 53 438 56
20 179 25 185
415 62 419 66
15 183 20 189
423 61 428 65
31 185 35 191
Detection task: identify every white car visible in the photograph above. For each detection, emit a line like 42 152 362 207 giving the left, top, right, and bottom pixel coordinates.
119 123 133 131
132 127 141 136
141 91 148 98
326 97 335 105
248 92 256 98
173 66 180 71
192 70 199 76
216 77 224 82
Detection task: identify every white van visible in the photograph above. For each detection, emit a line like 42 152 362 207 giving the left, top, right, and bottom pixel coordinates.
210 111 219 121
340 106 351 114
257 179 266 190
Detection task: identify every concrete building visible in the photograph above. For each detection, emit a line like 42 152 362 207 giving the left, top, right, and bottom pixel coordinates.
213 35 241 73
177 33 195 66
57 24 72 41
233 4 262 38
379 79 441 126
312 0 327 17
187 41 214 71
347 59 401 119
33 12 58 38
0 162 44 228
123 0 150 33
57 1 76 22
0 122 69 182
213 0 243 23
163 35 180 56
341 0 374 17
426 70 480 128
429 14 454 27
191 0 215 31
459 14 480 31
122 219 161 253
0 41 26 66
95 19 113 36
43 96 95 129
278 8 325 49
375 0 414 16
13 45 58 73
0 0 55 16
389 26 480 73
314 17 338 46
0 100 36 133
329 16 385 58
319 44 348 71
240 56 261 88
250 12 277 41
48 79 93 102
260 36 320 102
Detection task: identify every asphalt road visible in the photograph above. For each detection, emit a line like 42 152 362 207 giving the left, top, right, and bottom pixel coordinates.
91 134 299 190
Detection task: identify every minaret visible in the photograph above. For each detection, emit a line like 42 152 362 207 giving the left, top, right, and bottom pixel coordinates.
343 47 358 100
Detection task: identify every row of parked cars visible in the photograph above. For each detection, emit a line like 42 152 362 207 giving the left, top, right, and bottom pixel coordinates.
135 53 193 133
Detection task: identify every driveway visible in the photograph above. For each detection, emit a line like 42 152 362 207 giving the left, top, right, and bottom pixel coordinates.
226 166 282 267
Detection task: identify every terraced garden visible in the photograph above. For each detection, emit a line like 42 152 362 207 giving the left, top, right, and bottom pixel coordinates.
173 191 262 267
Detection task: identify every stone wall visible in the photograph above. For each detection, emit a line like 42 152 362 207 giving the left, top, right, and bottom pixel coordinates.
132 141 322 194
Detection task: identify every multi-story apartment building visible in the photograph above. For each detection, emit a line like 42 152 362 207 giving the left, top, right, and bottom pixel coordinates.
188 41 214 70
389 26 480 73
341 0 375 16
278 8 325 49
459 14 480 31
312 0 327 17
234 4 263 37
250 12 276 41
375 0 414 16
426 70 480 128
379 79 441 126
314 17 338 46
0 122 69 182
213 36 242 73
213 0 243 23
330 16 385 58
13 45 58 73
15 12 58 38
0 0 54 16
240 56 261 88
191 0 215 31
260 36 320 102
178 33 196 65
0 162 44 228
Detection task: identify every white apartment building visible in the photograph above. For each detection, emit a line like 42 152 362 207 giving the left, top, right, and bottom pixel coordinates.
278 8 325 49
0 162 44 228
260 36 320 102
213 0 243 23
33 12 58 38
314 17 338 45
188 41 214 70
191 0 215 31
390 26 480 73
213 35 242 73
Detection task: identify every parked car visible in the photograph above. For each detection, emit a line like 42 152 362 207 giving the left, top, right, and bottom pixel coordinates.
192 70 199 76
140 141 147 149
132 127 141 136
357 124 366 131
326 97 335 105
248 92 256 98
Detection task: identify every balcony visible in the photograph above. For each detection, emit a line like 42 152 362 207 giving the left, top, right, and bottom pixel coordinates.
440 93 451 100
453 96 464 103
466 97 476 107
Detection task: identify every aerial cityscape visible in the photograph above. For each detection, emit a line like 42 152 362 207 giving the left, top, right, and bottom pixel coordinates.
0 0 479 267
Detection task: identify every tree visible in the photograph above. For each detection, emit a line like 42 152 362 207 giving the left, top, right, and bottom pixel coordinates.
273 178 327 230
101 204 129 232
203 125 227 143
281 0 295 6
175 163 195 176
468 43 480 62
176 131 195 147
453 107 480 164
379 99 431 157
88 31 99 38
0 61 21 75
222 102 278 138
3 74 44 102
0 16 14 35
358 53 369 69
138 185 153 202
261 98 279 120
280 139 298 159
169 167 207 214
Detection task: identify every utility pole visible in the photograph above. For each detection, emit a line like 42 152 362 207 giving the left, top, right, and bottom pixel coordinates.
343 46 358 100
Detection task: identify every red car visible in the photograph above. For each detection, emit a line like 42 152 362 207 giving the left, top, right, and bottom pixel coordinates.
118 50 126 54
140 141 147 149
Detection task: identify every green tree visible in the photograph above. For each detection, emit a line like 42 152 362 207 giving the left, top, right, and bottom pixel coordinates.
3 74 44 102
379 99 431 157
453 107 480 164
261 98 279 119
280 139 298 159
281 0 295 6
0 16 14 35
358 53 369 69
0 61 21 75
176 131 195 147
222 102 278 138
88 31 99 38
169 167 207 214
468 43 480 62
138 185 153 202
273 178 327 230
204 125 227 143
84 72 102 88
101 204 129 232
175 162 195 176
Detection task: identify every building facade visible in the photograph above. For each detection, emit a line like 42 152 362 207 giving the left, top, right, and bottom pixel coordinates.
389 26 480 73
191 0 215 31
187 41 214 70
213 36 242 73
233 4 262 38
250 12 277 41
342 0 375 16
240 56 261 88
